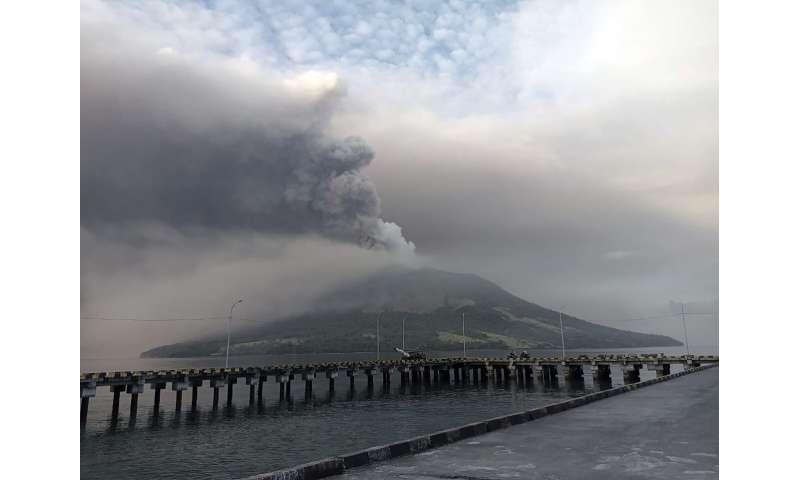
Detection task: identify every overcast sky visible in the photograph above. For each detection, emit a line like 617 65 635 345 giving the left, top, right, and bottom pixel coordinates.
81 0 718 357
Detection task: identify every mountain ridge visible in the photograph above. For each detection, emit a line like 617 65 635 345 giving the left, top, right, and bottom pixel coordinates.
141 267 681 358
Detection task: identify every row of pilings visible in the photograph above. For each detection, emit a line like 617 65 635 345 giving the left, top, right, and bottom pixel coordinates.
81 355 713 426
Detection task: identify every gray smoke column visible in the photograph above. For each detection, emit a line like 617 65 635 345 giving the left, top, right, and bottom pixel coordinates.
81 28 414 254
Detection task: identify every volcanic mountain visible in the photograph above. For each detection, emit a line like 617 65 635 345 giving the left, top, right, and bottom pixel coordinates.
141 267 680 357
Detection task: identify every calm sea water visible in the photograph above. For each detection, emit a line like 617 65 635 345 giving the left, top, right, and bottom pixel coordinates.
80 346 717 480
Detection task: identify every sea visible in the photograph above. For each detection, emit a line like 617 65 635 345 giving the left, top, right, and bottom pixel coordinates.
80 345 718 480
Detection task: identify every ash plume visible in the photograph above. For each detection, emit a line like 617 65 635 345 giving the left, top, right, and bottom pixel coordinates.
80 27 414 254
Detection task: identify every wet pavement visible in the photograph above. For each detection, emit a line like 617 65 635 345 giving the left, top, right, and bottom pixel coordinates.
340 367 719 479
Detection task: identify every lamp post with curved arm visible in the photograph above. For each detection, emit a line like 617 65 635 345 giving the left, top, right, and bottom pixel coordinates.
559 306 566 361
225 299 243 368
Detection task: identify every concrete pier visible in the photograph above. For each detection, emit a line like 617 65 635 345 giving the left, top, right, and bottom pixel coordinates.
79 354 718 423
334 366 719 480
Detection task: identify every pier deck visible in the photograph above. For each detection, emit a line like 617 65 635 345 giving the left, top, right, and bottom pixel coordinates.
339 366 719 480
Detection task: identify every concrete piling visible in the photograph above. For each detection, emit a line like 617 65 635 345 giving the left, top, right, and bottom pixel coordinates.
623 364 642 383
592 364 612 381
151 382 165 414
303 371 315 398
226 377 237 407
364 368 377 390
80 397 90 425
246 375 258 405
412 367 422 385
191 384 199 410
172 378 188 411
210 377 224 410
126 381 145 419
327 370 338 392
286 375 293 400
538 365 557 384
563 364 584 381
400 366 410 386
80 381 96 425
110 385 125 421
276 374 289 401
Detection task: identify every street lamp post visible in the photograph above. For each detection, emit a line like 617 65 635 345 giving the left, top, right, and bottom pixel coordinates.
680 302 690 357
377 312 381 360
402 318 405 350
559 307 566 360
225 299 243 368
462 312 466 357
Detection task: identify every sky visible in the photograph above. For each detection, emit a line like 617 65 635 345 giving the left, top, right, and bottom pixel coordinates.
81 0 718 357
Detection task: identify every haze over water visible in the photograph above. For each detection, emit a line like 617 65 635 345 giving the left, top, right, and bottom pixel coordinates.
81 346 716 480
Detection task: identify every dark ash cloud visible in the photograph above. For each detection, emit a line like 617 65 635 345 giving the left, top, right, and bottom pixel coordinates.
81 33 414 253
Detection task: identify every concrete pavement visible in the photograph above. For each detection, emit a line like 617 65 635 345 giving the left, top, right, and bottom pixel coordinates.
340 367 719 479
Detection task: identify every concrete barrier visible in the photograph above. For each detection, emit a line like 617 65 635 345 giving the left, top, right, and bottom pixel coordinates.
240 363 718 480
